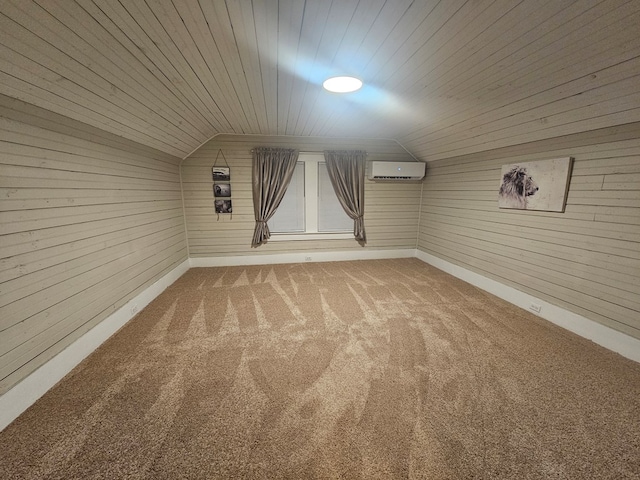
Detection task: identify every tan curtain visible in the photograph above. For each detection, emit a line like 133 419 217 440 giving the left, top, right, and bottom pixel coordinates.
324 150 367 245
251 147 299 247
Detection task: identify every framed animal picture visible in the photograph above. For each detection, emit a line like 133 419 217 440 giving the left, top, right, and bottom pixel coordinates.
498 157 573 212
213 183 231 197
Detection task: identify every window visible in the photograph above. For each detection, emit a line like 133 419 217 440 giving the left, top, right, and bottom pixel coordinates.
269 154 353 240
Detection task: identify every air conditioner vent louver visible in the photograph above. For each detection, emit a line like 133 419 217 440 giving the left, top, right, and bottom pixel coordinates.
368 161 426 181
375 176 414 180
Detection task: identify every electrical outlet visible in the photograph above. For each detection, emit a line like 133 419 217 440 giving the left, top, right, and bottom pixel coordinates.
529 303 542 313
131 304 139 315
305 256 312 262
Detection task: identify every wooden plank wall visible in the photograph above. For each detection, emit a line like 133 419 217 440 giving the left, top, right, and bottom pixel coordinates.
0 96 188 394
182 134 422 257
418 122 640 340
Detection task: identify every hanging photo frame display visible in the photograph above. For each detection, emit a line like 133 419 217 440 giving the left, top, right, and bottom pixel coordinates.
211 150 232 217
213 183 231 197
214 199 232 214
212 166 230 181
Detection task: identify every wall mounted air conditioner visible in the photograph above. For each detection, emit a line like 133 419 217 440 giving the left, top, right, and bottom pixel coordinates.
368 161 426 181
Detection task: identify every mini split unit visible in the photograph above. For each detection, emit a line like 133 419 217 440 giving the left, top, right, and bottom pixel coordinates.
368 161 426 181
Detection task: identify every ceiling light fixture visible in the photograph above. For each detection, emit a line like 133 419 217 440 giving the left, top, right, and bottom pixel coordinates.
322 76 363 93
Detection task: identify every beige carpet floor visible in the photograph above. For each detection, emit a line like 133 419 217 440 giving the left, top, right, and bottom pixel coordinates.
1 258 639 479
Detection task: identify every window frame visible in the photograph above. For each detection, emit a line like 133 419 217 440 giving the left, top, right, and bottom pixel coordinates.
269 153 353 241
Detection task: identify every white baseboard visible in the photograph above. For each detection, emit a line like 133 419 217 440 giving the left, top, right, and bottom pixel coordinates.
415 250 640 364
4 249 637 432
0 259 190 432
189 248 416 267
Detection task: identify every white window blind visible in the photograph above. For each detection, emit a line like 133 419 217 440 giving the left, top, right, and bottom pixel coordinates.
318 162 353 232
269 154 353 237
269 162 305 233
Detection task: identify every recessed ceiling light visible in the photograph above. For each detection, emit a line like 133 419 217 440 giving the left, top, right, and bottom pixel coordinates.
322 76 363 93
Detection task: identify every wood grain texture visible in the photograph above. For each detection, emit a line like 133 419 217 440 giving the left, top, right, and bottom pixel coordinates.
0 96 188 394
181 134 422 257
1 0 638 159
417 123 640 339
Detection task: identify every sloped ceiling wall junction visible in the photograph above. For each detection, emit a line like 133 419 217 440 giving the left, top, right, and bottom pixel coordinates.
1 0 639 161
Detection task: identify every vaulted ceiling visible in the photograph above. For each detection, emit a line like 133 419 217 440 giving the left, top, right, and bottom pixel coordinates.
2 0 639 160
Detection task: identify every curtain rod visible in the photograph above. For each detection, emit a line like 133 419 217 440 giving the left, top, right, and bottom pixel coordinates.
250 149 367 155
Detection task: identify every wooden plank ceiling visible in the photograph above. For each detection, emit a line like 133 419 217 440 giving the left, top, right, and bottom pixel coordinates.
1 0 639 160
